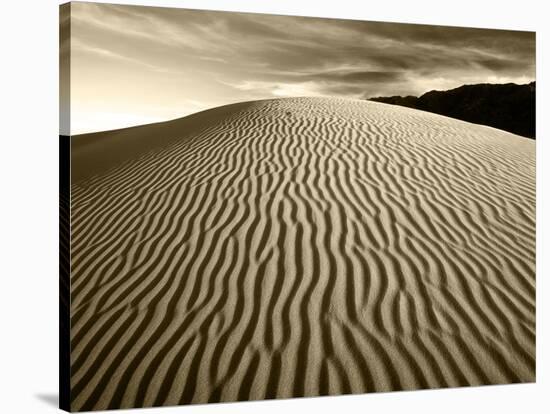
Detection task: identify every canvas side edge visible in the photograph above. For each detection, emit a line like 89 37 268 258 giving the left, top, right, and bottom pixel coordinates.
59 2 71 412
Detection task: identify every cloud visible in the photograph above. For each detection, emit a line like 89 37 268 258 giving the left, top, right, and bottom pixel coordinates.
68 2 535 133
71 38 182 75
307 70 404 83
228 80 322 98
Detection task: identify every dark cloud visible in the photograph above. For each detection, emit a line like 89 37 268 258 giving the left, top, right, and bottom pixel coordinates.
475 57 529 72
69 2 535 133
308 70 404 83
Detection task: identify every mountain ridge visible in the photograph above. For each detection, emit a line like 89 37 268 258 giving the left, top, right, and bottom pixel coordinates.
369 82 535 138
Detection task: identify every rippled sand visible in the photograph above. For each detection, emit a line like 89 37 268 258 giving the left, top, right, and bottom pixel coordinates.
69 97 535 411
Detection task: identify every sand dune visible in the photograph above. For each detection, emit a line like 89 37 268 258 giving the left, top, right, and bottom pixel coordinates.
70 97 535 411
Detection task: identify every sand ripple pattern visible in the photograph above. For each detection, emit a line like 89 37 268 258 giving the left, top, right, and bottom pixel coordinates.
70 97 535 411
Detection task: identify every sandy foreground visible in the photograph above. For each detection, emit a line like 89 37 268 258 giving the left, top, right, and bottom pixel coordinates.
69 97 535 411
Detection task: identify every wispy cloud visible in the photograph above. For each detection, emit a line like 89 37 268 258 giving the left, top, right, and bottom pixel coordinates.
71 38 183 75
67 2 535 134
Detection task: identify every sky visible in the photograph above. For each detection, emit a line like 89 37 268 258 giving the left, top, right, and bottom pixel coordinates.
61 2 536 135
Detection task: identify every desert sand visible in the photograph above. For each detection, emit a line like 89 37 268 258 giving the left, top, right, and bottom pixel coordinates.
69 97 535 411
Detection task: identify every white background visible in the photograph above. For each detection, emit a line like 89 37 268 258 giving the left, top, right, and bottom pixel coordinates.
0 0 547 412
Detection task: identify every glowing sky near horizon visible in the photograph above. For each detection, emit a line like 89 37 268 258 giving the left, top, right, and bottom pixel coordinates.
60 2 535 135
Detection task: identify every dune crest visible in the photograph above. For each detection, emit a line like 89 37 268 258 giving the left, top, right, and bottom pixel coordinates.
70 97 535 411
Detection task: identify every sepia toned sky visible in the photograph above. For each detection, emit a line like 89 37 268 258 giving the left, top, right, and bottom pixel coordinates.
62 2 535 134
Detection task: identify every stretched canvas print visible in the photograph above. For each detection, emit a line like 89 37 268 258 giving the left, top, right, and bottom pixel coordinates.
59 2 536 411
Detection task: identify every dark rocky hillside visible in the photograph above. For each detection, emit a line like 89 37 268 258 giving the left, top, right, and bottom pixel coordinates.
370 82 535 138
